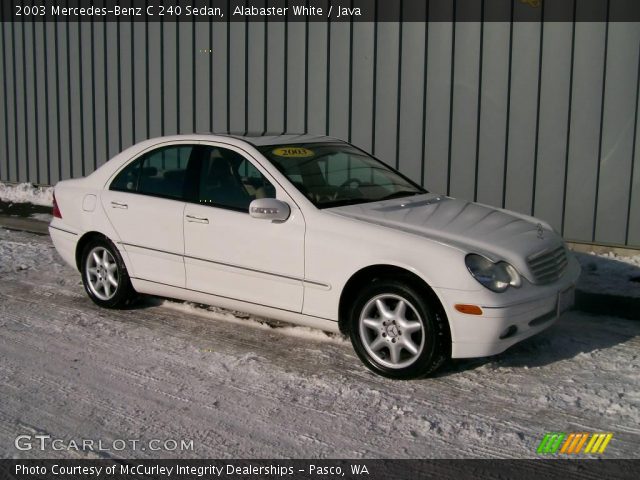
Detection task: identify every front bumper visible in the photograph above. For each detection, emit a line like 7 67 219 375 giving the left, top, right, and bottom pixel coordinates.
436 254 581 359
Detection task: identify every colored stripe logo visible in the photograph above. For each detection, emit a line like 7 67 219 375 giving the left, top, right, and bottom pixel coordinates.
537 432 613 455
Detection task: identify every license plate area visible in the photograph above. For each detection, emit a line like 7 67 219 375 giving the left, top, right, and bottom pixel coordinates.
557 286 575 315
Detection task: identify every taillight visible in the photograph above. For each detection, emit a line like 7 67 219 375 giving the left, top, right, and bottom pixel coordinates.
52 192 62 218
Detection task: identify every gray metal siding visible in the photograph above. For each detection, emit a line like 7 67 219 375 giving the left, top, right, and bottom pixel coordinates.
595 22 640 245
228 20 246 132
564 22 608 242
397 20 427 184
0 23 9 182
266 22 285 132
532 21 573 232
93 20 108 170
504 21 540 216
305 21 325 136
1 17 639 249
450 20 481 201
350 21 374 152
246 20 264 133
476 21 510 208
372 20 399 170
14 21 26 182
287 20 306 133
423 21 453 195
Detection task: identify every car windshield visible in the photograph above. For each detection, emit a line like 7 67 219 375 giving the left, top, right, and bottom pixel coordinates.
258 142 426 208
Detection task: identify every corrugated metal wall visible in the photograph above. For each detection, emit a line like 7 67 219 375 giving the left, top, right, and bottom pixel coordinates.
1 15 640 247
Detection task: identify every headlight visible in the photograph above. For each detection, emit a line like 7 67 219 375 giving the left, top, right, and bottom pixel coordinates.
465 254 522 293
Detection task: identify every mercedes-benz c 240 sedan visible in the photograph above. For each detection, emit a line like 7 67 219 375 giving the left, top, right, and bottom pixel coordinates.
49 134 580 378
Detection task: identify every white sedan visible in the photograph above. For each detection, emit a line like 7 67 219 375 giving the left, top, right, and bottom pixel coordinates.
49 134 580 379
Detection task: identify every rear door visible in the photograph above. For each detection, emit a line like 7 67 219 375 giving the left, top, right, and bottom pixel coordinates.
101 144 196 287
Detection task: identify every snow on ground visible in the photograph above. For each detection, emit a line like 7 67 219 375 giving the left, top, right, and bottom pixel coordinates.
0 228 639 459
162 300 349 346
0 182 53 207
0 230 63 275
576 251 640 299
29 213 53 223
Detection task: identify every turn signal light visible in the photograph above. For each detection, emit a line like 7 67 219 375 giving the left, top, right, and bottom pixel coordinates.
455 304 483 315
52 192 62 218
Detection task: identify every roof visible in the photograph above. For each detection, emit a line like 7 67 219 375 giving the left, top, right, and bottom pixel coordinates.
202 132 340 147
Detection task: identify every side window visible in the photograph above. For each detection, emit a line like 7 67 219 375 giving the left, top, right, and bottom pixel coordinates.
237 157 277 199
111 145 193 200
198 147 276 211
138 146 192 199
110 157 142 192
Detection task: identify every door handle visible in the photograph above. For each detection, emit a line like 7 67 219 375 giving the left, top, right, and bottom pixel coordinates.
186 214 209 224
111 201 128 209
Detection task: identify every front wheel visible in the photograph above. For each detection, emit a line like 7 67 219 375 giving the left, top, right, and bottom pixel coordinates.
348 279 450 379
81 238 135 308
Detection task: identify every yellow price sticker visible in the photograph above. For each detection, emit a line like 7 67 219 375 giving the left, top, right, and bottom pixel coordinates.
272 147 314 158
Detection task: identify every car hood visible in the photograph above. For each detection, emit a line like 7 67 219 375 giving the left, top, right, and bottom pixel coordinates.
329 193 565 280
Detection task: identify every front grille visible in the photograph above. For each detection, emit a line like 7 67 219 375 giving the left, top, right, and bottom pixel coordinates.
527 245 568 285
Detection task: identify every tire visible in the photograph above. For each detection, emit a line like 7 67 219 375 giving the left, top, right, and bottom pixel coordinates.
81 237 135 309
348 278 450 379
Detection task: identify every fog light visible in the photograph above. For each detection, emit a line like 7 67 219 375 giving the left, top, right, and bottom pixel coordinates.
499 325 518 339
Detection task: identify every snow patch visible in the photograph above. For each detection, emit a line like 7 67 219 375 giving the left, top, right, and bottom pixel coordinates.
30 213 53 223
575 251 640 299
161 300 348 346
0 182 53 206
0 237 58 274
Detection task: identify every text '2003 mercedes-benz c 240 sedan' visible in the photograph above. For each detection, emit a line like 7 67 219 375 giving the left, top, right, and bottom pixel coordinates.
49 134 580 379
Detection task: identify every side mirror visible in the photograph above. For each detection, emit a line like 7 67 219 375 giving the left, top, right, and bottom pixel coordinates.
249 198 291 222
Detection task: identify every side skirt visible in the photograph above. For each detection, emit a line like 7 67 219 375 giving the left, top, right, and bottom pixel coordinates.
131 278 341 334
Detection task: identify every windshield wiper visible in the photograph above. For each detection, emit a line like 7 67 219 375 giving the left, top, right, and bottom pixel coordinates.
320 191 425 209
379 191 423 201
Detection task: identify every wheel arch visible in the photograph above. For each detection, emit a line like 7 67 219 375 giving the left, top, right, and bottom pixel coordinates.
337 264 450 337
74 231 111 271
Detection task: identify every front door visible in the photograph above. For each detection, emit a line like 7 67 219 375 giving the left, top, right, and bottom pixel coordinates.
183 144 305 312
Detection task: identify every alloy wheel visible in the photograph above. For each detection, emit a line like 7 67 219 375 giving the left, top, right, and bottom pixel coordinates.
358 294 426 369
85 246 119 301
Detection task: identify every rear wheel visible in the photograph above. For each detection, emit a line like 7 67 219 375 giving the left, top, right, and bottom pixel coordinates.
348 279 449 379
81 238 134 308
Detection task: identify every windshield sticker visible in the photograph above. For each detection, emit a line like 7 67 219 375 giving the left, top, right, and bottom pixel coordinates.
272 147 314 158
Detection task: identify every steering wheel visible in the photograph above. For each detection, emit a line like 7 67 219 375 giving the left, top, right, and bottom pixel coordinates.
339 178 363 189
